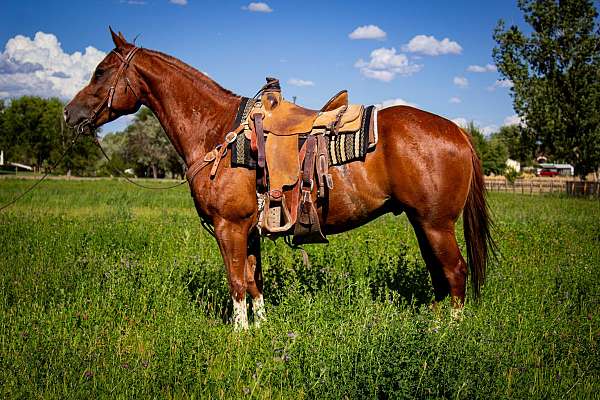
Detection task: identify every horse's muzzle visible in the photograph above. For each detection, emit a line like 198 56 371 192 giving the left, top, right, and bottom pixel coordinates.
63 104 89 129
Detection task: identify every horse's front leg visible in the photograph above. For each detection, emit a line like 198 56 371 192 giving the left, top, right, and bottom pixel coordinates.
246 229 266 325
214 217 253 330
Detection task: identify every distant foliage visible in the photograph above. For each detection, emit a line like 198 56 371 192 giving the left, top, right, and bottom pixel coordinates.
494 124 531 164
493 0 600 178
504 165 520 184
100 107 185 179
0 96 99 174
463 122 509 175
0 96 184 178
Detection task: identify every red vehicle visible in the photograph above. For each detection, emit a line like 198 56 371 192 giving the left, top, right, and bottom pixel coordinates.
538 168 559 177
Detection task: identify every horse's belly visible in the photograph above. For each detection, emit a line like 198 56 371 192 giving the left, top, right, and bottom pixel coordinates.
320 162 392 234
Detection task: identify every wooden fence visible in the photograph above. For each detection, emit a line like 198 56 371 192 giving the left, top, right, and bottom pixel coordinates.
484 178 599 198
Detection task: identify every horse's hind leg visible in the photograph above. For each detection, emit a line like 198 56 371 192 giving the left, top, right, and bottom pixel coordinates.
409 216 467 306
246 230 266 324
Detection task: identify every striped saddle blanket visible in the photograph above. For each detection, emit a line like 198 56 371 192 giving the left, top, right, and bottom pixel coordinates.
230 105 378 169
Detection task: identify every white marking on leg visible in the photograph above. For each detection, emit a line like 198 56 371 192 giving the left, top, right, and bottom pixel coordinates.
232 296 248 331
451 306 464 322
253 294 266 327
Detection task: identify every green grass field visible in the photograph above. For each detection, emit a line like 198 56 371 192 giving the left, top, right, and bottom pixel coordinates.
1 178 598 399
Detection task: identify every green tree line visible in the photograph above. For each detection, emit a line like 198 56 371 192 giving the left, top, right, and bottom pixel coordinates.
463 122 529 176
0 97 184 178
0 90 594 179
100 107 185 179
0 96 99 175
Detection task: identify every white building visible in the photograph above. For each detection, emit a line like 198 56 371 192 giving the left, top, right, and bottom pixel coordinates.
505 158 521 173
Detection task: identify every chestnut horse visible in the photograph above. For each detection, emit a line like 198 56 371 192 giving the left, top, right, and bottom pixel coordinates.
65 30 494 330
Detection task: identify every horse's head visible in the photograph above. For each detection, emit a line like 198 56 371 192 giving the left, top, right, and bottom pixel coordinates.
64 28 143 132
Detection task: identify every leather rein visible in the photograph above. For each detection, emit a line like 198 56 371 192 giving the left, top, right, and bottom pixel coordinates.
78 46 253 189
77 46 194 190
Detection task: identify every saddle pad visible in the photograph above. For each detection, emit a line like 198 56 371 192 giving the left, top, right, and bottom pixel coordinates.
231 105 377 168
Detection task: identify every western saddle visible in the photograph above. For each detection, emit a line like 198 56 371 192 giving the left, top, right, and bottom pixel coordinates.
242 78 367 244
193 78 368 244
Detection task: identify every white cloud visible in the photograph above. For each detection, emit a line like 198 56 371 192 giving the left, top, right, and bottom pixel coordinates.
449 96 461 104
488 79 513 91
482 125 499 136
375 98 417 109
451 117 468 128
402 35 462 56
453 76 468 88
348 25 387 40
0 32 106 100
355 47 422 82
503 114 523 126
169 0 187 5
451 118 499 136
242 2 273 12
288 78 314 87
0 53 43 74
467 64 496 73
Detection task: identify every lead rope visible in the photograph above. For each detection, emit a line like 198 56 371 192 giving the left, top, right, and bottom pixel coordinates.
93 137 188 190
0 128 84 212
95 136 218 239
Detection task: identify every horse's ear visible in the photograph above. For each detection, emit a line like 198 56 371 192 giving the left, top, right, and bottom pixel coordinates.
109 26 126 49
118 31 127 41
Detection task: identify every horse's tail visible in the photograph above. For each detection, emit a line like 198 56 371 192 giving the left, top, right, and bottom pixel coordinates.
463 137 496 299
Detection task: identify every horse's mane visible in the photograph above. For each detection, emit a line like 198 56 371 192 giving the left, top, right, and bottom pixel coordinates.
143 48 240 98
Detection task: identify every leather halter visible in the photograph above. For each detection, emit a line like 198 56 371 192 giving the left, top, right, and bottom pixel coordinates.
80 46 141 132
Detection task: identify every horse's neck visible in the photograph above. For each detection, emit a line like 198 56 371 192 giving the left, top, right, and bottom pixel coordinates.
137 50 241 166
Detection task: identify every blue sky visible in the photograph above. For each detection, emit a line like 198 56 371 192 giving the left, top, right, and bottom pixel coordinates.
0 1 526 135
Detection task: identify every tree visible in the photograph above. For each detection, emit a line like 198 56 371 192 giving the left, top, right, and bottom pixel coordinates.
0 96 99 174
0 99 5 156
465 121 487 160
97 131 131 175
96 107 184 178
493 124 534 164
122 107 183 178
483 137 509 175
493 0 600 179
464 121 509 175
1 96 58 169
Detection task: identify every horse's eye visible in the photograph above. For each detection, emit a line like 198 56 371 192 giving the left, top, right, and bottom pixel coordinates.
94 68 104 78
